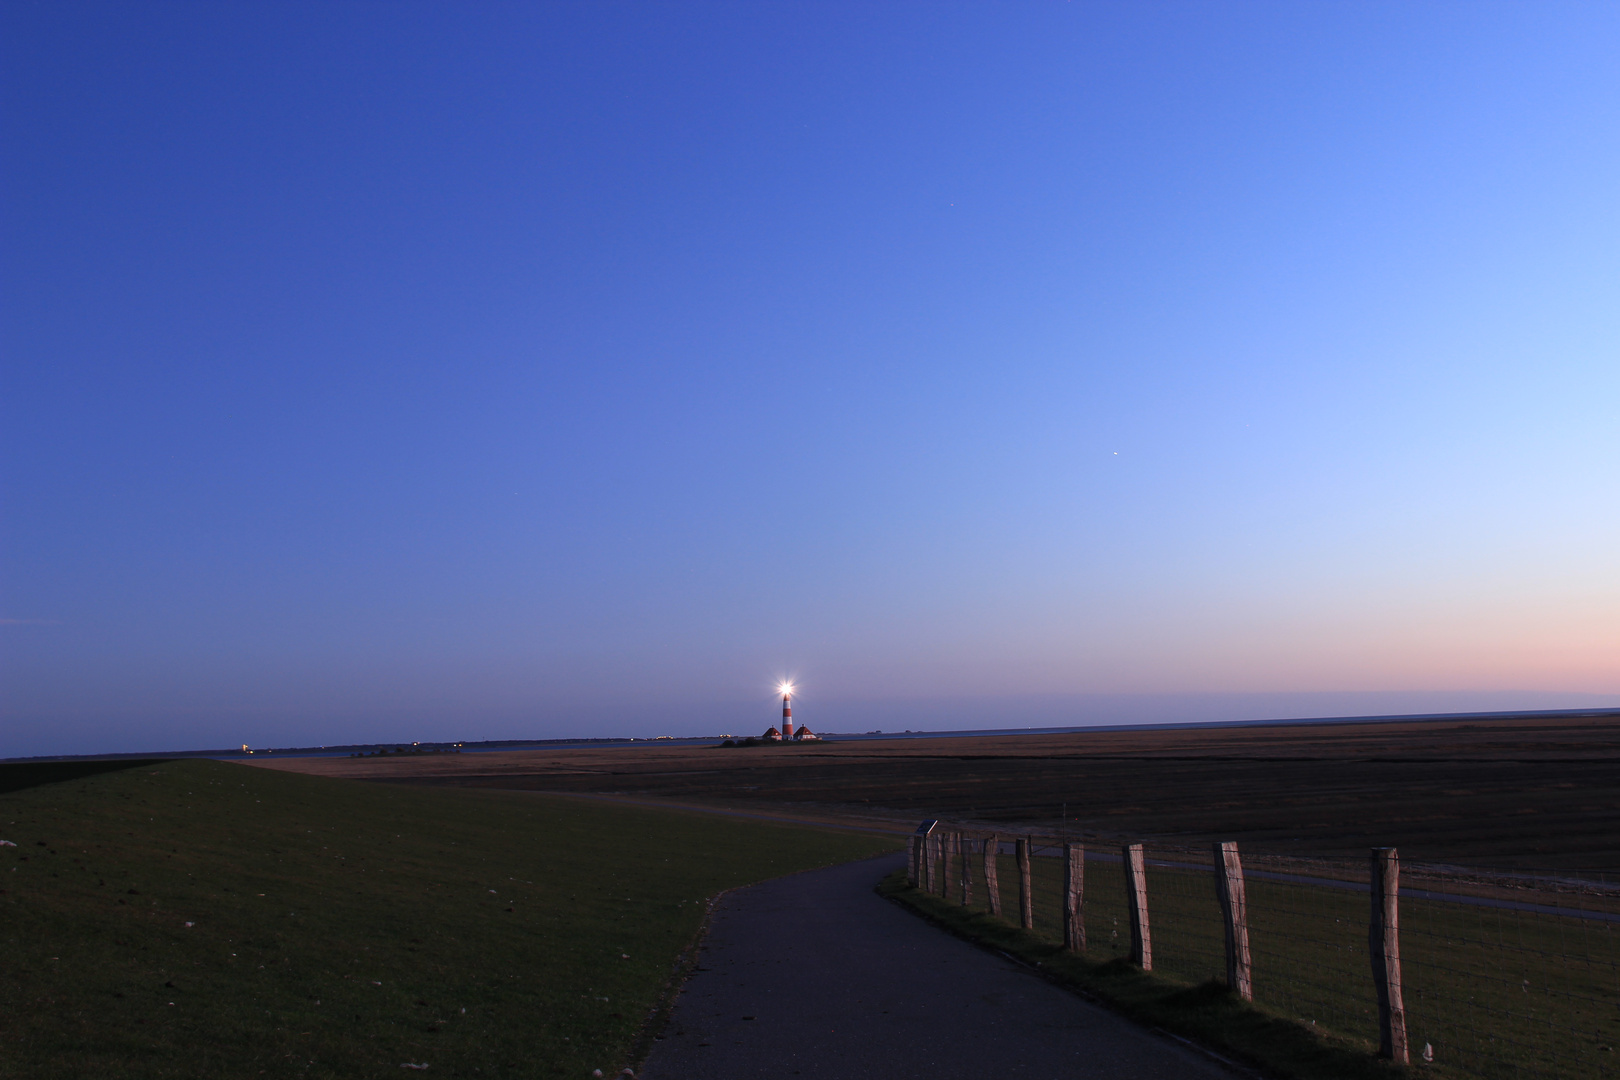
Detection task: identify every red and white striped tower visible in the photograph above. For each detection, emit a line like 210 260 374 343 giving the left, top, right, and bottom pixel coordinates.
781 686 794 739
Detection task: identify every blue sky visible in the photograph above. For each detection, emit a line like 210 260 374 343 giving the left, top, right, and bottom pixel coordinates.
4 2 1618 755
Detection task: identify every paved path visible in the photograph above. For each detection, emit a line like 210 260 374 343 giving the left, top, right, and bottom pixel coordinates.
641 852 1238 1080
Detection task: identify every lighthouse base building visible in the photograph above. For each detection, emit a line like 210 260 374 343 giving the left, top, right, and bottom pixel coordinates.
761 724 819 742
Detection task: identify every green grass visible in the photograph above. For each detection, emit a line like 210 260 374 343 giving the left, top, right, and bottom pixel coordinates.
0 759 897 1079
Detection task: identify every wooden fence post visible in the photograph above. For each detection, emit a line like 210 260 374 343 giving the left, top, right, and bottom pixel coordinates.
924 833 939 894
946 835 959 906
912 821 936 890
1123 843 1151 970
1016 838 1034 929
952 835 965 906
1213 841 1251 1000
1370 847 1408 1064
984 835 1001 917
1063 842 1085 953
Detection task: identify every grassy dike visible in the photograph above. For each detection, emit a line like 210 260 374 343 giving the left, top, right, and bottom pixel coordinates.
878 870 1418 1080
0 759 898 1080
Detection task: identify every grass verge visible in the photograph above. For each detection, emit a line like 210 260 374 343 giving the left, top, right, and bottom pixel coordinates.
878 870 1422 1080
0 759 898 1080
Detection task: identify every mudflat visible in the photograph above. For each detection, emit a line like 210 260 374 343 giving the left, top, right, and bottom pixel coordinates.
251 712 1620 869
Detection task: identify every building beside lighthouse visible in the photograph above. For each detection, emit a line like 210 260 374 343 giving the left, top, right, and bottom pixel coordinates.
758 722 819 741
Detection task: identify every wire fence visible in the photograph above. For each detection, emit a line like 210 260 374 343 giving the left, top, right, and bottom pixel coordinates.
910 826 1620 1079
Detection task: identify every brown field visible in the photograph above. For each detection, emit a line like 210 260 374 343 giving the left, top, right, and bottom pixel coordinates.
249 712 1620 870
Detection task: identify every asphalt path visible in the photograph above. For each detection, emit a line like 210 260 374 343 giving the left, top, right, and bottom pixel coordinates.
641 851 1239 1080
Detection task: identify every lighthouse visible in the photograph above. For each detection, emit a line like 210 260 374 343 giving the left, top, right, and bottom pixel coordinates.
750 680 819 743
